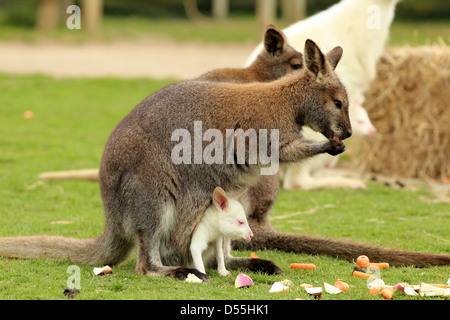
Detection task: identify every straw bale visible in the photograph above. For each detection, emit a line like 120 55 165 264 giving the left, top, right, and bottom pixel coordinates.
348 45 450 181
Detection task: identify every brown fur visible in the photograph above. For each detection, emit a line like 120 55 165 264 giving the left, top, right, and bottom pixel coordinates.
0 39 352 281
7 26 449 276
197 24 303 83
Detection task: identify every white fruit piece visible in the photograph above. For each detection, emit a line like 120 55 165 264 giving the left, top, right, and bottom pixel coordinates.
305 286 322 298
185 273 203 283
403 286 418 296
93 265 113 276
269 282 289 294
324 282 342 294
419 283 447 297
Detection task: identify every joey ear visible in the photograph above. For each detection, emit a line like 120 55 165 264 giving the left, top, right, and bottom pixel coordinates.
213 187 229 211
326 46 343 70
264 24 286 57
304 39 326 76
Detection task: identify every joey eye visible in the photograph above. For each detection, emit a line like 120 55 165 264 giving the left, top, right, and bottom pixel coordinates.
291 64 302 70
238 220 244 225
334 100 342 109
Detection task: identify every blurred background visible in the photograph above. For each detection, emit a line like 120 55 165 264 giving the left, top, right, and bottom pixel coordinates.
0 0 448 79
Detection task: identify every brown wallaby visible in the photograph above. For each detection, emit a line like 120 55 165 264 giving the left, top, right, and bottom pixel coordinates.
0 39 351 281
37 24 303 183
197 24 303 83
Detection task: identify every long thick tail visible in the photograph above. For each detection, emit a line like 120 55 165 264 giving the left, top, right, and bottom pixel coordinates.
0 232 134 265
232 224 450 267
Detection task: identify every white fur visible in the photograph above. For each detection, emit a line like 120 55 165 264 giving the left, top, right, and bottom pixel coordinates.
190 187 253 276
246 0 399 190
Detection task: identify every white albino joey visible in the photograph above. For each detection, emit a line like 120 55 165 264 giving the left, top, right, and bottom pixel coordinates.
190 187 253 277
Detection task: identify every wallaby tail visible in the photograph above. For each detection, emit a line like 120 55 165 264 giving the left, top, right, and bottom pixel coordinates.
233 224 450 267
0 232 134 265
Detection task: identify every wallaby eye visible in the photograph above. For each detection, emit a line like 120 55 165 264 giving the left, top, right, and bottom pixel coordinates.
238 220 244 225
291 64 302 70
334 100 342 109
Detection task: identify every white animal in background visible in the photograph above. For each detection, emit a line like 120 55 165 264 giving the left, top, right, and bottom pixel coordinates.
246 0 399 190
190 187 253 276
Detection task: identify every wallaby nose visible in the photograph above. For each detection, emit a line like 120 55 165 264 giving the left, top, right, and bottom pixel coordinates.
347 129 352 138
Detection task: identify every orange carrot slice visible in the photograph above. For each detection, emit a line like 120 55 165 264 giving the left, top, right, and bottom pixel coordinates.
367 263 389 269
333 280 349 292
370 286 381 296
249 252 258 259
356 255 370 268
381 287 394 299
290 263 316 270
352 270 375 280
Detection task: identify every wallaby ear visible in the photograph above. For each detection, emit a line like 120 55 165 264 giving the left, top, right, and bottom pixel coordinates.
231 188 248 201
326 46 343 70
304 39 326 76
213 187 229 211
264 24 286 57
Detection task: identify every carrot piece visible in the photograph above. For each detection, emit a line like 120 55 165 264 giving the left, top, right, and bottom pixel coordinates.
356 255 370 268
333 280 349 292
249 252 258 259
290 263 316 270
352 270 375 280
367 263 389 269
369 286 381 296
381 287 394 299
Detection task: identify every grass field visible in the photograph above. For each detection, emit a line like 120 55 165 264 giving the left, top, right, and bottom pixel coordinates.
0 74 448 300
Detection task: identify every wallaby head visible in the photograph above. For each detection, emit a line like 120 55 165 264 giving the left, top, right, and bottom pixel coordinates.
300 39 352 141
212 187 253 243
250 24 304 81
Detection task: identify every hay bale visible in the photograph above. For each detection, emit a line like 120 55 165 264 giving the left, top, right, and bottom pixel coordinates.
349 45 450 181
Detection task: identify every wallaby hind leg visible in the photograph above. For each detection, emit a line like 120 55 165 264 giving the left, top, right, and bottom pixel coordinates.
136 231 209 281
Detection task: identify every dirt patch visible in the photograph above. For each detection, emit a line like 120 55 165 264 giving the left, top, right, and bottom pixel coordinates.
0 39 255 79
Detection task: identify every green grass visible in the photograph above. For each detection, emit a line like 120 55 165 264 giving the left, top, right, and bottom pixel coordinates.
0 74 448 300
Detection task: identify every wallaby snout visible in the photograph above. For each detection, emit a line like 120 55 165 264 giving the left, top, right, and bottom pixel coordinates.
244 229 254 242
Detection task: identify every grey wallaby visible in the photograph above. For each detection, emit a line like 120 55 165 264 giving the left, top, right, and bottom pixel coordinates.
2 26 448 278
0 37 352 281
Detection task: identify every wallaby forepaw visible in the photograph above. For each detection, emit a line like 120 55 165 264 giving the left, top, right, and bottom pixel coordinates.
326 137 345 156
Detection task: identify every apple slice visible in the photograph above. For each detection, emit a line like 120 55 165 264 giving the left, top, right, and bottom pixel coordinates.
305 286 322 299
269 282 289 294
185 273 203 283
234 273 254 288
404 286 419 296
419 283 447 297
93 265 113 276
324 282 342 294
